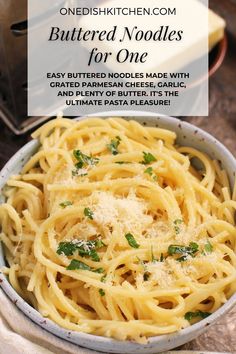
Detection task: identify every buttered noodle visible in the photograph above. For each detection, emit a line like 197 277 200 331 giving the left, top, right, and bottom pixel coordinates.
1 117 236 343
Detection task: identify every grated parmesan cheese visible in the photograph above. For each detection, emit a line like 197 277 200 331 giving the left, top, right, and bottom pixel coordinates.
146 221 170 239
71 239 94 252
91 191 153 234
147 261 174 288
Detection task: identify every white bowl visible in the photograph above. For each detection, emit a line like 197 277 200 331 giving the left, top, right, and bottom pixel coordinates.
0 113 236 354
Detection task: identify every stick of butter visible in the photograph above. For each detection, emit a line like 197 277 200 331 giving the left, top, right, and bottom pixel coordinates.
78 0 226 74
209 9 226 50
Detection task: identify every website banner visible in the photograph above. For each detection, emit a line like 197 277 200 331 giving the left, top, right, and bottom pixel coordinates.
28 0 209 116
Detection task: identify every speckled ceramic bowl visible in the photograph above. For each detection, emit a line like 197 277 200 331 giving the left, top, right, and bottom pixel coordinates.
0 114 236 354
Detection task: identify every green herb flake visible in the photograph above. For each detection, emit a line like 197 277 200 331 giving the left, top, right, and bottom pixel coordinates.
151 246 162 263
173 219 183 234
67 259 91 271
176 255 188 262
160 253 164 262
189 242 199 252
174 226 180 234
84 207 94 220
59 201 73 209
151 245 155 262
73 150 99 168
72 169 78 177
72 167 88 178
144 167 153 176
66 259 104 274
115 161 131 165
204 240 213 254
99 289 105 296
93 267 104 274
57 238 104 260
101 275 107 283
174 219 183 225
95 239 105 248
107 136 121 155
57 242 77 256
125 233 140 249
144 166 158 181
168 242 199 262
141 152 157 165
89 249 100 262
184 310 211 321
73 170 88 177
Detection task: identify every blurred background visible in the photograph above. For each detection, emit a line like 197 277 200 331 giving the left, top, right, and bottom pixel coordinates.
0 1 235 350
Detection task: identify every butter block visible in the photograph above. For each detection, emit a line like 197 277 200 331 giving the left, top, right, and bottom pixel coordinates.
78 0 225 74
209 10 226 50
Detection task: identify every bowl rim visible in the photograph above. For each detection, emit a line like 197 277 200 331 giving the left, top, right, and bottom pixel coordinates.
186 32 228 90
0 113 236 353
209 33 228 78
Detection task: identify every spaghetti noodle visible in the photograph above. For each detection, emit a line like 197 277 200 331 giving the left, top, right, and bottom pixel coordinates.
1 117 236 343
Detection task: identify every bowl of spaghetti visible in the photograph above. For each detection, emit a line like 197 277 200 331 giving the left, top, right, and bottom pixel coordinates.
0 114 236 354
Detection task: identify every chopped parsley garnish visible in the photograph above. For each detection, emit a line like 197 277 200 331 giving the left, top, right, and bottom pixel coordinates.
88 249 100 262
173 219 183 234
136 257 149 280
67 259 104 273
93 267 104 273
57 238 104 261
99 289 105 296
168 242 199 262
101 275 107 283
151 245 156 262
72 170 77 177
72 169 88 177
73 150 99 168
204 240 213 254
107 136 121 155
174 219 183 225
141 152 157 165
125 233 140 249
136 258 150 281
94 239 104 249
144 166 158 181
67 259 91 271
57 242 77 256
84 207 94 220
150 246 163 262
59 201 73 209
144 167 153 175
184 310 211 321
160 253 165 262
174 226 180 234
115 161 131 165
